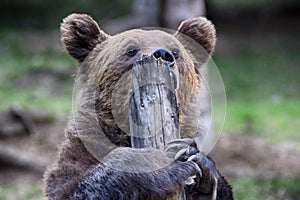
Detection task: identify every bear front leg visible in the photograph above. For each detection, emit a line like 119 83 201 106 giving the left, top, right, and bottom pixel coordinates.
71 147 201 200
178 144 234 200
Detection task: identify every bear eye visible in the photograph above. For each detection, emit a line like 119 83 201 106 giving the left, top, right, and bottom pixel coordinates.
172 49 179 59
126 48 139 57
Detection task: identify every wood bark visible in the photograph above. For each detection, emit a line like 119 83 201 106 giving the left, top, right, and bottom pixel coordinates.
129 57 185 199
129 56 179 149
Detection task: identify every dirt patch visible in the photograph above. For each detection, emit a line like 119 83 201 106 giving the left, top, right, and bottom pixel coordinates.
0 117 66 186
212 134 300 178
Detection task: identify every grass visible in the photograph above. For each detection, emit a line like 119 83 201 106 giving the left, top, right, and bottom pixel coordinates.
230 177 300 200
225 100 300 143
0 30 73 116
214 34 300 144
0 183 43 200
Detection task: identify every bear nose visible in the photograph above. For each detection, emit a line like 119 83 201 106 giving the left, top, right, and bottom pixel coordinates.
152 48 175 67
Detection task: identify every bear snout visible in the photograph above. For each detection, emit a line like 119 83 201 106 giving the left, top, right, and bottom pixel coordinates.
152 48 175 67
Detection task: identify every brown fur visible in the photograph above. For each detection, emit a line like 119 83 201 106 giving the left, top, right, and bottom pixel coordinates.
43 14 233 200
61 14 109 63
176 17 216 56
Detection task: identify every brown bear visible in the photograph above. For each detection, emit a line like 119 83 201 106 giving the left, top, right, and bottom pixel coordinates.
43 13 233 200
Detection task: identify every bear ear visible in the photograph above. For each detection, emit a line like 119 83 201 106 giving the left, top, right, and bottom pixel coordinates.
60 13 109 63
175 17 216 64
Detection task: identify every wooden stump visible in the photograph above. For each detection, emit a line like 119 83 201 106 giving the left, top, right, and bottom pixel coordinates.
129 56 185 199
129 56 179 149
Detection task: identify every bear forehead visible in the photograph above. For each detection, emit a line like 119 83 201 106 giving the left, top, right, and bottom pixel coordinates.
107 29 182 49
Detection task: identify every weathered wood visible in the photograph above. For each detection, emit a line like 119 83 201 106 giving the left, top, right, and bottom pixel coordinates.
129 56 179 149
129 56 185 199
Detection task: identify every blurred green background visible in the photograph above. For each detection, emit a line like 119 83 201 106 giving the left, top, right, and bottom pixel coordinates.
0 0 299 199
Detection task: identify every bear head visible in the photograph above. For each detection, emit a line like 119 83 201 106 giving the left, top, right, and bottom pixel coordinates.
60 13 216 149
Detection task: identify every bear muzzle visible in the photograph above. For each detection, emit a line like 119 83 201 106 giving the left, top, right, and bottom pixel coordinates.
152 48 175 68
138 48 175 68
